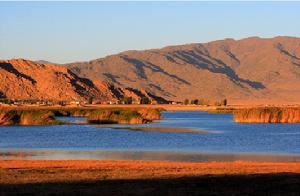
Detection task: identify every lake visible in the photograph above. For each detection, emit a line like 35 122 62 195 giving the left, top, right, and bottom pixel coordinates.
1 111 299 161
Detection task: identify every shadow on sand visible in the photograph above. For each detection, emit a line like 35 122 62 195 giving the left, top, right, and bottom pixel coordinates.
1 173 299 196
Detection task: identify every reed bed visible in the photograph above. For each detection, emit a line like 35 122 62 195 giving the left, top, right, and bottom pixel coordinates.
233 107 300 123
0 107 161 125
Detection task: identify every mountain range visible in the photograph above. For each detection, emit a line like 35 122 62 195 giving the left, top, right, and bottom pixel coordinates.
1 36 300 104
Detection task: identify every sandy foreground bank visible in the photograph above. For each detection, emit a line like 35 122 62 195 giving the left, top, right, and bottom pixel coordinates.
1 160 299 184
1 160 300 196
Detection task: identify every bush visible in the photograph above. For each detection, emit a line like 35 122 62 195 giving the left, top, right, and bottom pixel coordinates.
122 97 133 104
191 99 199 105
140 97 150 104
88 97 93 104
222 99 227 106
198 99 209 105
184 99 189 105
0 99 13 104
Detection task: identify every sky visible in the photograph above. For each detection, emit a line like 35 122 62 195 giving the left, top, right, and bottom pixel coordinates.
1 1 300 63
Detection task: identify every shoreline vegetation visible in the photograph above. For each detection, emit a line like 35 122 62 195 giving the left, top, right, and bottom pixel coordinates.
111 127 211 134
1 105 300 125
234 107 300 123
0 107 161 126
87 108 161 124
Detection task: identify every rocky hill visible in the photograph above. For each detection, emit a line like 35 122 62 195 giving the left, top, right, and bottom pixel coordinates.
67 36 300 104
0 59 166 103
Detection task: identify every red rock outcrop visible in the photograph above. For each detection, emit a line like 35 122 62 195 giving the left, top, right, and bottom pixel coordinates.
0 59 104 101
0 59 167 103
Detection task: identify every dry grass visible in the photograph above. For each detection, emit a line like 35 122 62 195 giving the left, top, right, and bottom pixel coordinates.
234 107 300 123
0 107 162 125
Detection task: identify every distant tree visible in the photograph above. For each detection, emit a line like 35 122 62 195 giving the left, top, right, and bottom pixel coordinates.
88 97 93 104
58 100 66 106
140 97 150 104
222 98 227 106
198 98 209 105
214 101 222 106
0 98 13 104
193 99 199 105
184 99 189 105
191 99 198 105
123 97 133 104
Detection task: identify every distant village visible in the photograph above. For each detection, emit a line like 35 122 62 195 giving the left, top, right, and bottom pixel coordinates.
0 97 228 107
0 97 154 107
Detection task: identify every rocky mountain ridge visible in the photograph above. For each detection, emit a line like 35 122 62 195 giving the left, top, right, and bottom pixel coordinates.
1 36 299 104
67 36 300 104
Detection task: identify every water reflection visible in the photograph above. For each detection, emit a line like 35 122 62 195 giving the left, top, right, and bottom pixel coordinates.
109 127 221 134
1 150 299 162
56 116 87 124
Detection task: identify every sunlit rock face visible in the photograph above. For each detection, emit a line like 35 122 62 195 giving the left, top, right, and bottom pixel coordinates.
67 36 300 104
0 59 167 103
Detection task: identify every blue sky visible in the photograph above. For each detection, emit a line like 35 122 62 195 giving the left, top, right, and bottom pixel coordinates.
1 1 300 63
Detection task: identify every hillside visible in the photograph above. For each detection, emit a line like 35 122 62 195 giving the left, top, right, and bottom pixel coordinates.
67 36 300 104
0 59 166 103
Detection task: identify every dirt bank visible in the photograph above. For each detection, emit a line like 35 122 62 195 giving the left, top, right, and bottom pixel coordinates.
1 160 299 196
1 160 299 184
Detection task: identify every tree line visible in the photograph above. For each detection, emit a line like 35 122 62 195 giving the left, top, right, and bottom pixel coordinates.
183 98 227 106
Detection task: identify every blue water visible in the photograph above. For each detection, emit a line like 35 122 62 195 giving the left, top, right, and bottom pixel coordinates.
0 111 299 155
